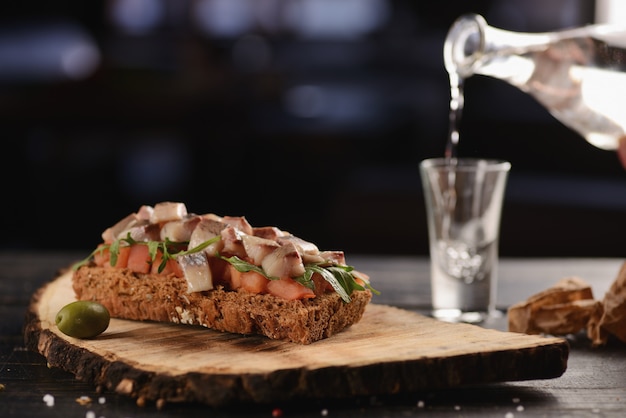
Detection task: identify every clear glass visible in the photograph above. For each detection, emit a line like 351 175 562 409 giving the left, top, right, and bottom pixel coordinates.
420 158 510 323
445 13 626 151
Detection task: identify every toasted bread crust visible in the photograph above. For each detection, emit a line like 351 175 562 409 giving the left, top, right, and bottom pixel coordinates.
72 266 372 344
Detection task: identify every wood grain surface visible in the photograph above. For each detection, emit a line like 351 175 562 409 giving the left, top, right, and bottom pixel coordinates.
24 269 570 407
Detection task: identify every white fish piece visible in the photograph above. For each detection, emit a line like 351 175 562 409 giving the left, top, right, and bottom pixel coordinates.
277 235 319 255
220 225 247 258
160 215 202 242
262 241 306 278
201 213 223 222
222 215 254 235
252 226 286 240
319 250 346 266
101 213 138 242
121 221 161 242
188 218 226 255
150 202 188 224
177 252 213 293
301 253 326 264
136 205 154 221
241 234 280 266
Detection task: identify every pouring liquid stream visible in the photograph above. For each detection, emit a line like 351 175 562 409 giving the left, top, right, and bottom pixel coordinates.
435 65 493 286
445 70 463 163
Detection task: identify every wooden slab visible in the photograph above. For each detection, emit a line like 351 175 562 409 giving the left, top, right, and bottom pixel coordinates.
24 269 569 407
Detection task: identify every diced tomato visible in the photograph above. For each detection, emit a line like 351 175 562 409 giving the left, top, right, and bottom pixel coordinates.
93 244 110 267
93 244 130 269
239 271 268 294
229 265 243 289
151 251 184 277
127 244 152 274
167 259 185 277
112 246 131 269
227 265 269 294
267 277 316 300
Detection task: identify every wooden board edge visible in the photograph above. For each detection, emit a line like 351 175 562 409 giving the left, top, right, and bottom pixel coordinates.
23 278 570 408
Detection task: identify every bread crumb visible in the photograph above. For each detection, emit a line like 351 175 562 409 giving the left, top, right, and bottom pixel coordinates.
116 378 134 395
76 396 92 405
43 394 55 407
156 398 166 410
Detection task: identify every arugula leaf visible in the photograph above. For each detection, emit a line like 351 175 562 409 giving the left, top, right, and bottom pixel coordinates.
147 241 159 261
217 256 370 302
220 255 275 279
108 238 121 267
293 269 315 290
72 245 109 271
72 234 221 273
177 237 220 257
303 265 352 302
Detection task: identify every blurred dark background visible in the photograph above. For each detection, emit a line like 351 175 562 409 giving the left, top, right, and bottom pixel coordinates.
2 0 625 257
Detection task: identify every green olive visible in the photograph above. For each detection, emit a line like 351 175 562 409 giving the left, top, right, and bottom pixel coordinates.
55 301 110 339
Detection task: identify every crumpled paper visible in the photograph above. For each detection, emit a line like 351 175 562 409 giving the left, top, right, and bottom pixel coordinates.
508 262 626 346
587 262 626 346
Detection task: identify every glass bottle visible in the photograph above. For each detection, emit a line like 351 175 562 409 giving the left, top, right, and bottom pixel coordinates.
444 13 626 151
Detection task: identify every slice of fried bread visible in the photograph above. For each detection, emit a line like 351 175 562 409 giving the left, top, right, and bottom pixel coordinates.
73 266 371 344
71 202 374 344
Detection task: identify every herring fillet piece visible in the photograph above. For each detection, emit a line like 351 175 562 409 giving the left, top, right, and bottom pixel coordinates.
262 241 306 278
241 235 280 266
177 252 213 292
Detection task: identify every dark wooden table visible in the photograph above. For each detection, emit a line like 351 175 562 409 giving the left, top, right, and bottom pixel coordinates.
2 251 625 417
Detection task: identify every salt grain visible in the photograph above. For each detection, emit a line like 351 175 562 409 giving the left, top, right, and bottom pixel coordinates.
512 397 520 403
98 396 106 405
516 405 524 412
43 394 55 407
86 411 95 418
505 412 514 418
320 408 328 416
454 405 461 411
417 400 425 408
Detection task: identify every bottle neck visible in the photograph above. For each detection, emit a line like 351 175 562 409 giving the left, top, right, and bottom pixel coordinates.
444 14 555 79
444 14 487 78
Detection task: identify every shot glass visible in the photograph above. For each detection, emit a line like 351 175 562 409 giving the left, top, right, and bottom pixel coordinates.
419 158 511 323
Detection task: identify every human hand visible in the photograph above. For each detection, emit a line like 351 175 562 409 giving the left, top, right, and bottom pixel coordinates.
619 136 626 169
